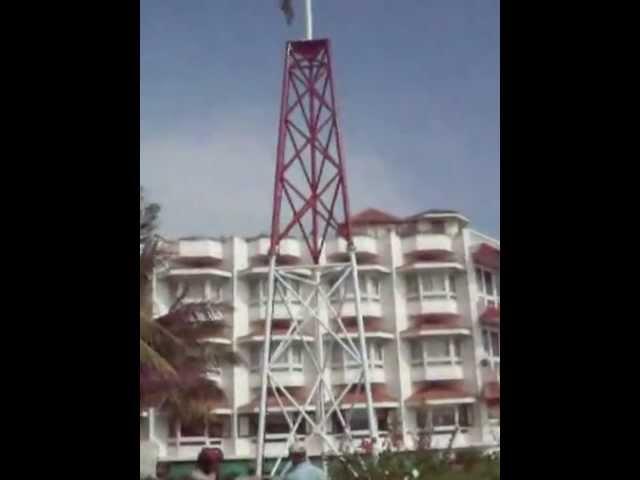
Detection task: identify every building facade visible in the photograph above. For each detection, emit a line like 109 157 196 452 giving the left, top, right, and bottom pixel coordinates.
141 208 500 462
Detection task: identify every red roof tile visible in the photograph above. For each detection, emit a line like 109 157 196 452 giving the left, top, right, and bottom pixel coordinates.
473 243 500 269
406 381 473 405
336 383 398 405
479 306 500 326
483 381 500 401
349 208 401 226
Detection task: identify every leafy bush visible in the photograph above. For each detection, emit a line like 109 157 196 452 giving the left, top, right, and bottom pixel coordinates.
328 449 499 480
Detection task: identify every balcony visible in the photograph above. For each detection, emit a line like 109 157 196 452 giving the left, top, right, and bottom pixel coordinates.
176 239 223 266
330 292 384 317
411 363 464 382
406 296 458 316
248 236 302 265
250 366 306 388
402 233 453 261
249 301 303 321
326 235 379 263
332 363 387 384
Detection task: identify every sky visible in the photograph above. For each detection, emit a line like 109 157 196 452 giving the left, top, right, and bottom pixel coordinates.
141 0 500 239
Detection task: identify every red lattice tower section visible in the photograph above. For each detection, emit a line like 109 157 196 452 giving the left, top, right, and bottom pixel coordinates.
269 39 353 264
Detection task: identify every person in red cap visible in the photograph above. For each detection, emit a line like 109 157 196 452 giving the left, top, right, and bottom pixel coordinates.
186 447 224 480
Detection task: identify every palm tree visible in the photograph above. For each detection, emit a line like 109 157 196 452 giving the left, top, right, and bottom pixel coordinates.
139 189 240 421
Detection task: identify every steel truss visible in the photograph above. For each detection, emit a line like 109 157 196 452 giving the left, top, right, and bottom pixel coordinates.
255 251 379 477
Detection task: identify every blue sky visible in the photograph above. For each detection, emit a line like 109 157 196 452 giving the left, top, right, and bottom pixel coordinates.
141 0 499 239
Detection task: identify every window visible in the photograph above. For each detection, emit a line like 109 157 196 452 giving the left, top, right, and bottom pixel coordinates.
406 274 419 298
331 346 342 367
372 277 382 299
481 328 500 373
292 345 302 365
476 267 499 304
458 405 472 427
250 348 261 370
410 341 423 364
431 220 446 234
412 337 462 366
372 342 384 362
426 338 449 358
482 330 490 354
453 338 462 358
475 268 483 291
249 280 261 302
490 332 500 356
484 271 494 296
432 407 456 427
448 274 457 293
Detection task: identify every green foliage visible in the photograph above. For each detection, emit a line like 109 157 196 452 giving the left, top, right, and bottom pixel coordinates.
328 449 499 480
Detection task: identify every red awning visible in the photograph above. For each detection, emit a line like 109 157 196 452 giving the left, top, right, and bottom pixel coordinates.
483 382 500 402
406 381 473 406
479 306 500 327
473 243 500 270
333 317 394 336
406 250 456 263
336 383 398 406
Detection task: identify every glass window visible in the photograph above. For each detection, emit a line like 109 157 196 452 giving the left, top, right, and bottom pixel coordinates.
250 347 261 369
421 273 434 292
181 419 205 437
348 410 369 431
270 341 284 363
292 345 302 365
416 410 429 429
488 404 500 421
448 274 457 293
482 330 490 354
453 339 462 358
373 342 383 361
372 277 381 298
431 220 446 234
433 273 445 292
410 341 423 362
484 271 494 296
249 280 260 301
458 405 472 427
426 338 449 358
331 346 342 366
475 268 483 291
432 407 456 427
490 332 500 356
406 274 419 297
266 413 291 434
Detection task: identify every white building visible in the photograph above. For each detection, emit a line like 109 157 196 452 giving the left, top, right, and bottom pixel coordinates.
141 208 500 463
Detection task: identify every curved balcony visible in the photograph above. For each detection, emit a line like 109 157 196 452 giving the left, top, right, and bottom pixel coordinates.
248 236 302 266
249 301 303 321
411 363 464 382
402 233 453 262
249 367 306 388
331 363 387 384
406 296 458 316
175 239 224 267
331 299 383 318
326 235 379 264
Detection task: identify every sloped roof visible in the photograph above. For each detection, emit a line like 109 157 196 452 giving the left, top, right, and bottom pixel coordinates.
349 208 402 225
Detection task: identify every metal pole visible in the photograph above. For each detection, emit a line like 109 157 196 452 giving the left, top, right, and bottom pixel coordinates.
348 247 380 453
256 255 278 477
305 0 313 40
314 270 328 475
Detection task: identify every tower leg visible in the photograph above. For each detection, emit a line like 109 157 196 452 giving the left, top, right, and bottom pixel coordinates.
349 247 380 454
255 255 277 477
